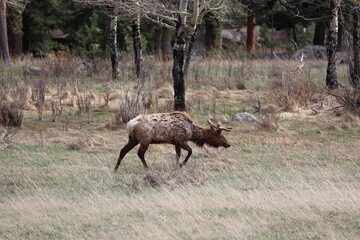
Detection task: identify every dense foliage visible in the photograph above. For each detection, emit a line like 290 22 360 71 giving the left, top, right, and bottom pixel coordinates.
0 0 357 58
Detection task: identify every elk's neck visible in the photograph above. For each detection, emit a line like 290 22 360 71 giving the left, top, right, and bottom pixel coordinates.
190 124 212 147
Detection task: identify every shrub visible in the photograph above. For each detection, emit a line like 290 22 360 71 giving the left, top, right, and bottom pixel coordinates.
327 87 360 116
117 86 151 124
0 102 23 127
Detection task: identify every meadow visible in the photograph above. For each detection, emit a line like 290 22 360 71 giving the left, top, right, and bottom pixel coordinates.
1 55 359 239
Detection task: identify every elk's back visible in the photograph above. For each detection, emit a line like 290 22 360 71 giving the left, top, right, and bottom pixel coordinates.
127 113 193 144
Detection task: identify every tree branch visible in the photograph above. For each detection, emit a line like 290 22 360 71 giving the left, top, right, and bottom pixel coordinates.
144 15 176 30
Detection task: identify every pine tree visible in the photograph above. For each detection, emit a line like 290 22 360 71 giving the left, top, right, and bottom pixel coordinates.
205 13 223 54
7 4 23 56
23 0 73 53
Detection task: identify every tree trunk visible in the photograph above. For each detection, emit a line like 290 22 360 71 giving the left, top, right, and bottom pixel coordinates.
161 27 172 61
154 27 162 60
313 21 326 46
246 0 256 53
0 0 11 64
132 14 143 79
173 21 187 111
337 9 343 52
7 5 23 56
184 29 196 76
109 15 118 80
326 0 340 89
352 7 360 87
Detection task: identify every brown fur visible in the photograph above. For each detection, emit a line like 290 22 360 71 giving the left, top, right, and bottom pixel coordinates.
114 112 231 171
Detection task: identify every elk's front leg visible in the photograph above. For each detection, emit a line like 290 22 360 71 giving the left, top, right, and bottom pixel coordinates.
179 143 192 167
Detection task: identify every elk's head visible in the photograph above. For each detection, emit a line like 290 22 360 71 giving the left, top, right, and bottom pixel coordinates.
207 119 232 148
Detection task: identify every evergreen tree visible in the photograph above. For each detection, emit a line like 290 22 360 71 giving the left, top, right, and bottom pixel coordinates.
68 9 109 57
23 0 74 53
205 13 223 54
7 4 23 56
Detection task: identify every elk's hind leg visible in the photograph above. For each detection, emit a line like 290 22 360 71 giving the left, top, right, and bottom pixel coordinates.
175 144 181 167
138 143 149 168
114 136 139 171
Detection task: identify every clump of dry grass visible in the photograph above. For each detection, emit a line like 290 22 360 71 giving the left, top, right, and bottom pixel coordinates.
67 134 109 151
143 162 207 188
76 93 92 114
115 161 207 191
325 123 343 131
257 114 281 131
325 112 360 130
342 112 360 126
0 127 16 148
0 81 35 111
14 81 33 110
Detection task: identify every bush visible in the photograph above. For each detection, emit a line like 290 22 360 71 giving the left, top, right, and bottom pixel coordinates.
0 102 24 127
327 87 360 116
117 86 151 124
269 78 312 108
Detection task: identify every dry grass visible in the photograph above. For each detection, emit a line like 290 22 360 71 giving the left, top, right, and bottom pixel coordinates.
1 58 360 240
1 183 359 239
239 134 323 147
1 114 359 239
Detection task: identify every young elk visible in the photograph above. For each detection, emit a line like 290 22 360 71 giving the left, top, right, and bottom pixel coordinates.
114 112 232 171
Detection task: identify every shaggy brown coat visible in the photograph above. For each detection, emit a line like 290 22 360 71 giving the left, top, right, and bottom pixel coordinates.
114 112 232 170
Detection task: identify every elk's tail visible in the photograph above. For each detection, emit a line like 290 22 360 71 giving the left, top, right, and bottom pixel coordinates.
126 115 142 136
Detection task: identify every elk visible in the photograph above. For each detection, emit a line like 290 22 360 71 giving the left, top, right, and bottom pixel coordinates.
114 112 232 171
